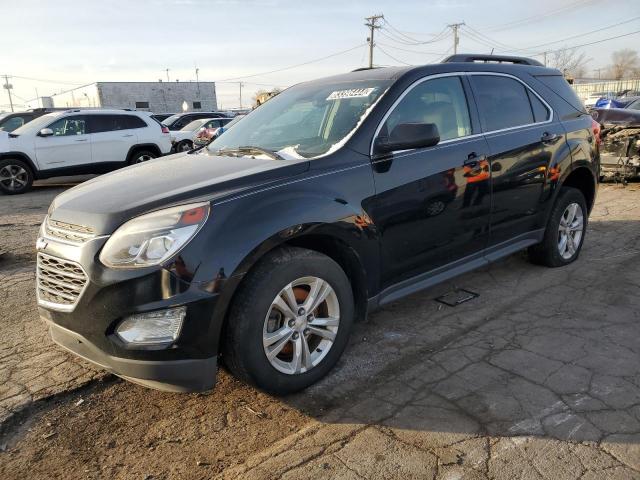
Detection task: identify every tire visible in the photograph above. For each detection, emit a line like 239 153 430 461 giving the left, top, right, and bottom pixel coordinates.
176 140 193 152
0 159 34 195
222 246 355 395
528 187 588 267
128 149 157 165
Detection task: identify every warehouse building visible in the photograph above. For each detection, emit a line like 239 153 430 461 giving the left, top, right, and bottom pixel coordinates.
48 81 217 113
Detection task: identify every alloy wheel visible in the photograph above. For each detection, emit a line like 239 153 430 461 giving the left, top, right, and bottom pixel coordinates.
134 154 153 164
263 276 340 375
0 164 28 191
558 202 584 260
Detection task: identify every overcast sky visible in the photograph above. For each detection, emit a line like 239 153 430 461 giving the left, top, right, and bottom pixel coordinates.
1 0 638 111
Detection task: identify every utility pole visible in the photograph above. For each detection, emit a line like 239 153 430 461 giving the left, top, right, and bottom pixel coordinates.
448 22 465 55
238 82 244 108
164 68 170 82
595 68 602 80
3 75 14 112
195 67 200 95
365 14 384 69
543 51 548 67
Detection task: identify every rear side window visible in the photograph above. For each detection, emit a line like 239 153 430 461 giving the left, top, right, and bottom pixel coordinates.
527 91 550 122
535 75 585 114
121 115 147 129
470 76 535 131
91 114 147 133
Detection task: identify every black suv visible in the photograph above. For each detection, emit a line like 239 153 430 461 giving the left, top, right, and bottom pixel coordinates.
37 55 597 394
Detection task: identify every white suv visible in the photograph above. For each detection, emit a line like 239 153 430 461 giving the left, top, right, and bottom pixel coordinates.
0 109 172 194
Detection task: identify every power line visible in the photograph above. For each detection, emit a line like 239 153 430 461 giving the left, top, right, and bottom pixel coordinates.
6 75 86 86
481 0 598 32
376 42 447 56
545 29 640 52
215 43 367 82
499 16 640 53
376 45 414 66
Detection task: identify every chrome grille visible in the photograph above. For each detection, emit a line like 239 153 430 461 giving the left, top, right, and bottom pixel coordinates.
44 218 96 244
37 253 88 311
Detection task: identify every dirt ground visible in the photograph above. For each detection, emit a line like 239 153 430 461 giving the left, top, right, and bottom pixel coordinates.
1 179 639 480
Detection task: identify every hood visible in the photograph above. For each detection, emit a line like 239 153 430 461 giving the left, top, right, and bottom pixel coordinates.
49 149 309 234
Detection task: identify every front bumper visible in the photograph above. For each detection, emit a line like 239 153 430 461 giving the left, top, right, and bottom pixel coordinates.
46 319 217 392
36 230 226 392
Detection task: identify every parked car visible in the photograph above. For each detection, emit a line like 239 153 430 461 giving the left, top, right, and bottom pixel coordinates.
584 91 614 110
169 118 231 152
161 111 231 130
37 55 597 394
193 117 238 147
0 108 60 132
151 113 175 123
592 107 640 181
0 109 171 194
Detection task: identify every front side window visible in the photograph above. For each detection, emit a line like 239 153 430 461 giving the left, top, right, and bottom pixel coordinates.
208 79 392 159
381 76 472 142
471 75 538 131
48 116 87 136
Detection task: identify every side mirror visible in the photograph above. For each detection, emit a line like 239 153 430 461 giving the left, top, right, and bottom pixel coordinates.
39 128 54 137
374 123 440 155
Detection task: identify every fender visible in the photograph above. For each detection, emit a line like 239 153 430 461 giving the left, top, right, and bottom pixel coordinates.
126 143 162 162
0 151 40 177
174 160 379 351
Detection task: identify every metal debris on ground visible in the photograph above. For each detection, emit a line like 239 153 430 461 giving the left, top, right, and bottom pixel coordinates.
435 288 479 307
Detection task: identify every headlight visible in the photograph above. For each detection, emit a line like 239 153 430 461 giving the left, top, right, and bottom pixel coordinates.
99 202 209 268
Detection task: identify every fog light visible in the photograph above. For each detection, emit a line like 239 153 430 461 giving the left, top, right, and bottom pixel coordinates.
116 307 186 346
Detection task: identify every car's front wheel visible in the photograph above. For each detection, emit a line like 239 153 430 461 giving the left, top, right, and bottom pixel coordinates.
222 246 354 394
0 159 34 195
528 186 588 267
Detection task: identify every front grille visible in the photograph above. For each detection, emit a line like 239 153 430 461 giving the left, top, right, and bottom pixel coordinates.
37 253 88 311
45 218 96 244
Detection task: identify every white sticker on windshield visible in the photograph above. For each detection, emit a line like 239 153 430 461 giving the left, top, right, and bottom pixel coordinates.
326 88 376 101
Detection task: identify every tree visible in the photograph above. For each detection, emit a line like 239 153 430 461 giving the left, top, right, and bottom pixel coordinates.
608 49 639 80
549 47 590 78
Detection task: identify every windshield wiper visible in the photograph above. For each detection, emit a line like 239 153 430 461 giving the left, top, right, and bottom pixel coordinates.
216 145 284 161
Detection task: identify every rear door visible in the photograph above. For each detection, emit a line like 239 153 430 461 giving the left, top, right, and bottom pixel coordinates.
369 74 492 289
34 115 92 168
468 73 565 246
88 114 137 164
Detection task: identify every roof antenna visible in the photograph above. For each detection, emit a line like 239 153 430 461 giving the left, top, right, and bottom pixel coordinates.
490 48 494 55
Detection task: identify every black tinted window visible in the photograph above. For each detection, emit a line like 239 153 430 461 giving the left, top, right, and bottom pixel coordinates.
121 115 147 129
527 90 550 122
91 114 147 132
471 76 534 131
48 116 87 136
535 75 585 114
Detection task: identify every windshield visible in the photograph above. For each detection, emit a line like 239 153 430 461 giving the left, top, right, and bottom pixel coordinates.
12 112 60 135
207 79 391 159
627 99 640 110
180 119 210 131
161 114 182 126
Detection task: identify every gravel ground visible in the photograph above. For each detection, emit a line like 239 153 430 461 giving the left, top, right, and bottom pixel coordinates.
0 180 639 480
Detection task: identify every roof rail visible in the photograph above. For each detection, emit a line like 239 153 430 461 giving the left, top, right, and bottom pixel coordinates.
442 54 544 67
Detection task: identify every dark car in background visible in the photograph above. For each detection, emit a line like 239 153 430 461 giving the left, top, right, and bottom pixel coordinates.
37 54 597 395
0 108 59 132
161 111 232 130
150 113 175 123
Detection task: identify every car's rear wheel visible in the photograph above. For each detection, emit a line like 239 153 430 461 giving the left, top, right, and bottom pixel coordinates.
129 150 157 165
528 187 587 267
176 140 193 152
0 159 34 195
222 246 354 395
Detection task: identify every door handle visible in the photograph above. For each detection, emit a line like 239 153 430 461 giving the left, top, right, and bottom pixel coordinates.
541 132 559 144
75 138 88 142
122 134 134 138
464 152 485 167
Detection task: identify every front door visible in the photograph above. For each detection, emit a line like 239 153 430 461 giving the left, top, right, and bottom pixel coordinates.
368 75 492 290
34 115 92 169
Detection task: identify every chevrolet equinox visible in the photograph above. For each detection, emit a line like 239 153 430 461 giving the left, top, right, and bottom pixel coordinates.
36 55 598 394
